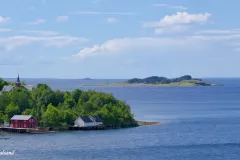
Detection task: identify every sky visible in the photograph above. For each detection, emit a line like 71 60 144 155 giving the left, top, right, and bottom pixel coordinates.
0 0 240 79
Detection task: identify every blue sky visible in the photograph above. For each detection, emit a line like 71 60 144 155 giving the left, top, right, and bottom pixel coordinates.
0 0 240 78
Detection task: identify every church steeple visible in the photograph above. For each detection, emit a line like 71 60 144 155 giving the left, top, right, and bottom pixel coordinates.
16 73 21 87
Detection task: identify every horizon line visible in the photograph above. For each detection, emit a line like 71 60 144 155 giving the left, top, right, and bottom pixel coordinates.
2 77 240 80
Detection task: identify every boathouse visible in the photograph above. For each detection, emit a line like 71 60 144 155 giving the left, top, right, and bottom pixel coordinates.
10 115 37 129
74 116 103 127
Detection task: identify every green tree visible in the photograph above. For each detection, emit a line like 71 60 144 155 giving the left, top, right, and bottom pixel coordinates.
8 88 30 112
22 109 33 115
0 93 10 113
0 111 5 124
41 104 61 127
5 103 20 121
0 78 9 90
59 109 76 126
71 89 82 103
54 90 64 105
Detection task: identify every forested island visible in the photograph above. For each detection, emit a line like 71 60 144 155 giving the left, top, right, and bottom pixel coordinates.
125 75 219 86
81 75 221 87
83 78 92 80
0 78 137 128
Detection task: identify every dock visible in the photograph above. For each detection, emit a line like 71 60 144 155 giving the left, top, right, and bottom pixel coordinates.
0 127 29 133
0 127 50 134
68 126 105 131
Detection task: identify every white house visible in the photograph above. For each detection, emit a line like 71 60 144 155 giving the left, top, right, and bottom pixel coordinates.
74 116 103 127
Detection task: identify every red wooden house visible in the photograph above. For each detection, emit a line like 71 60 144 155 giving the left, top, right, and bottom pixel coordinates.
10 115 37 129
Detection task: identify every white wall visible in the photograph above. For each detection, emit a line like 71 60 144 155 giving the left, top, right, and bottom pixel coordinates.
74 118 84 127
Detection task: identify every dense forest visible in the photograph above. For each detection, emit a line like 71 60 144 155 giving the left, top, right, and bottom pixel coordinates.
0 78 136 128
127 75 202 84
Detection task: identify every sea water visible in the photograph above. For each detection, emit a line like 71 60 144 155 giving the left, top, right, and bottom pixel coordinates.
1 78 240 160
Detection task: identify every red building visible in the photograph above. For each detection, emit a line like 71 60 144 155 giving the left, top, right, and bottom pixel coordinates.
10 115 37 129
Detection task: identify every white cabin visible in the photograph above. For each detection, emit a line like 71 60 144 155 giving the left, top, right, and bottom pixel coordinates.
74 116 103 127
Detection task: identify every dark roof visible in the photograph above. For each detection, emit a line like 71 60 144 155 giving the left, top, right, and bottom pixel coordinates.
79 116 93 123
93 116 102 122
78 116 102 123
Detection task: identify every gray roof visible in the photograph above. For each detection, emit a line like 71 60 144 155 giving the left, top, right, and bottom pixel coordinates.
23 85 34 91
10 115 33 120
2 86 15 92
1 85 34 92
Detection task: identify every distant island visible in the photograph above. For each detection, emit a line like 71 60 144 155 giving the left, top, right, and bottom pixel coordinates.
83 78 92 80
81 75 222 87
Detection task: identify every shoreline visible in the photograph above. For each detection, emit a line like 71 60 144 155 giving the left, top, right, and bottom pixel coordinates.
0 121 160 134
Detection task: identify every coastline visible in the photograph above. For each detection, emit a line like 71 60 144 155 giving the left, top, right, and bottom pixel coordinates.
0 121 160 134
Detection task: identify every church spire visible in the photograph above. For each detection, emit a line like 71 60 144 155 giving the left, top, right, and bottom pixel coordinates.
17 73 20 83
16 73 21 87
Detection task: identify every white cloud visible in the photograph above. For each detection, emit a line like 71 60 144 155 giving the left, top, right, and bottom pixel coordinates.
27 19 46 25
56 16 68 22
73 37 201 58
189 34 240 41
195 29 240 35
153 4 188 10
73 34 240 58
107 17 119 23
143 12 211 34
21 30 59 36
0 28 12 32
73 11 136 15
0 16 10 24
0 36 88 51
144 12 211 27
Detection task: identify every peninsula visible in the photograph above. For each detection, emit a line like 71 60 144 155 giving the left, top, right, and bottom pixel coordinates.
81 75 222 87
0 76 142 130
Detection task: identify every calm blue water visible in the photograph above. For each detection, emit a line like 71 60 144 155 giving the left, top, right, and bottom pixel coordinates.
1 78 240 160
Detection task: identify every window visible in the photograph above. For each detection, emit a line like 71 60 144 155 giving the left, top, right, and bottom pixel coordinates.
24 120 26 122
24 124 26 128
